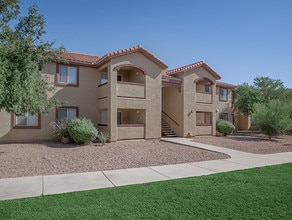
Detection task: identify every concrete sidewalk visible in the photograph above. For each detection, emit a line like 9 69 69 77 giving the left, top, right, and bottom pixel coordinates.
1 138 291 201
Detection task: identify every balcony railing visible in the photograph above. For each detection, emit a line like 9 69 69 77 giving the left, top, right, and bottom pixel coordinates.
117 124 145 139
97 82 109 99
117 81 145 99
196 92 212 104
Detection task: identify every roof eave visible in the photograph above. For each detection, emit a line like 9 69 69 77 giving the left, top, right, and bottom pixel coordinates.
94 46 168 69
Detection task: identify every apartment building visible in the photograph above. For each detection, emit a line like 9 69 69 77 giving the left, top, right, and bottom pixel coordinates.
0 45 245 142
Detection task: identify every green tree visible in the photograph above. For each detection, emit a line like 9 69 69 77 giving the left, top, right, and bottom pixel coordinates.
253 77 286 102
0 0 64 115
252 100 292 139
235 77 289 115
234 83 259 115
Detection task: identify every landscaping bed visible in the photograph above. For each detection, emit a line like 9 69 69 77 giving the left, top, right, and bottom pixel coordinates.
0 140 228 179
194 132 292 154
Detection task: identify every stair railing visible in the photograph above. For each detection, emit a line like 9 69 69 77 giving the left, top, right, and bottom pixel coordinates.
162 111 179 126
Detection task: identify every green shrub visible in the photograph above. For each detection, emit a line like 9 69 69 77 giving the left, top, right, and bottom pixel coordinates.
216 119 235 136
252 100 292 139
51 119 70 142
97 131 109 145
68 118 98 144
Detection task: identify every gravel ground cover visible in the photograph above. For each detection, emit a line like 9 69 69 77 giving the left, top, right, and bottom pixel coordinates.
1 133 291 179
193 132 292 154
0 140 228 179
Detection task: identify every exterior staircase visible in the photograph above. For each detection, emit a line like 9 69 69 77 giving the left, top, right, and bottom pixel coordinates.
161 119 177 137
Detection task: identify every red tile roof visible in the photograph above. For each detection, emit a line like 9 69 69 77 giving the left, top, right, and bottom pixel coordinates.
61 52 100 64
166 61 221 80
162 73 182 83
216 81 237 89
59 47 227 86
96 45 168 69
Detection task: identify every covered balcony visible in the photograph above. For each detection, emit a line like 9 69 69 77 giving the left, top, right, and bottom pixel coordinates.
117 109 145 140
196 111 213 135
195 77 214 104
115 64 146 99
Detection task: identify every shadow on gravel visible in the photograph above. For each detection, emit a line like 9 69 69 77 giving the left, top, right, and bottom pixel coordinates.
225 136 279 143
42 141 82 149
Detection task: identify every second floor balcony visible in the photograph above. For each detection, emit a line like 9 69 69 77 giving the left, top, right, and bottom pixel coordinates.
195 77 214 104
196 92 212 104
117 81 145 99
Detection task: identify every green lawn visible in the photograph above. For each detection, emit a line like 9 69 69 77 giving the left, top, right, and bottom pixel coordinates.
1 163 292 219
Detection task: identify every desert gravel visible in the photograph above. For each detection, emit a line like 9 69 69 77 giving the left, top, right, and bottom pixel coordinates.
0 140 228 179
194 132 292 154
1 133 291 179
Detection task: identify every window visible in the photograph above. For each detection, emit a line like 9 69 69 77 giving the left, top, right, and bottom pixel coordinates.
205 85 211 93
100 72 108 84
57 65 78 86
196 112 212 126
117 75 122 82
117 111 122 124
57 107 78 122
219 88 228 101
15 113 40 128
219 113 228 121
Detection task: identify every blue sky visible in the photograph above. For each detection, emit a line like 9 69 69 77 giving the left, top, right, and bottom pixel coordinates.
21 0 292 88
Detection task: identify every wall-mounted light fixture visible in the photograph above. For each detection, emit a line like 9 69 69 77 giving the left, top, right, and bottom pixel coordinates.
187 110 194 116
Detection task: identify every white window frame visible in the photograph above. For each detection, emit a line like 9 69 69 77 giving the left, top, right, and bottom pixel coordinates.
57 107 78 122
15 113 39 128
219 88 228 101
58 65 78 85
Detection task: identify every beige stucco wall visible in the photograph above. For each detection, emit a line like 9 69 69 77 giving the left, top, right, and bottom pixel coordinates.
117 83 145 98
215 86 234 123
162 87 183 136
195 125 212 135
97 83 109 99
184 67 218 136
0 111 13 141
117 126 144 140
237 114 251 130
1 50 240 142
162 66 222 137
106 52 163 141
196 93 212 104
0 63 100 142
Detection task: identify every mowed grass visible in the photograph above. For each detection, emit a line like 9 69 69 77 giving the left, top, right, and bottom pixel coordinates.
1 163 291 219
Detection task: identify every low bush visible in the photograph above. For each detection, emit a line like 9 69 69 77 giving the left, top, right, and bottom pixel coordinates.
216 119 235 136
252 100 292 139
68 118 98 144
97 131 108 145
51 119 70 143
